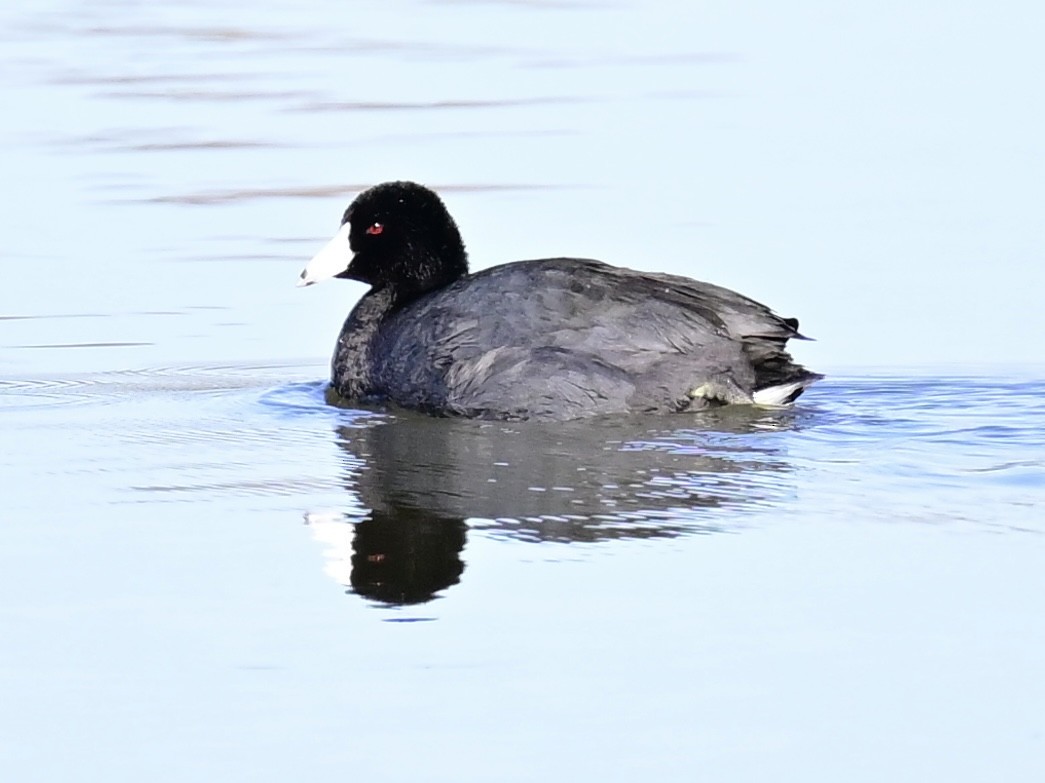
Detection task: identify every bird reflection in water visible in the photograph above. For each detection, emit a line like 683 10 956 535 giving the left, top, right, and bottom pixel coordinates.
305 406 805 606
354 507 465 605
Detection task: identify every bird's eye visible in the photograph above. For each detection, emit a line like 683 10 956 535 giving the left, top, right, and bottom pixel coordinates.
366 222 384 235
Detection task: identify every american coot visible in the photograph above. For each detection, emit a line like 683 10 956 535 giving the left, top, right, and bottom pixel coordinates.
299 181 822 421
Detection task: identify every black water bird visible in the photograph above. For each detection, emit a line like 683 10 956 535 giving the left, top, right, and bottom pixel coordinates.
299 181 821 421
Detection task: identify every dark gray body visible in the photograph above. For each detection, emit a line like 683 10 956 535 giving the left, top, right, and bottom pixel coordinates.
332 258 820 421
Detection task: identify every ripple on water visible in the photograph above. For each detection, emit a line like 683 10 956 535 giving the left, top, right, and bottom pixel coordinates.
0 362 323 410
784 375 1045 531
4 370 1043 537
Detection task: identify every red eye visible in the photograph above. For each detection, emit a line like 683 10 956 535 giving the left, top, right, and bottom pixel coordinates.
366 222 384 235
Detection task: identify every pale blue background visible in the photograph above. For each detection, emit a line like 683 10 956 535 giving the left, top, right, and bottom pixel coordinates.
3 1 1043 373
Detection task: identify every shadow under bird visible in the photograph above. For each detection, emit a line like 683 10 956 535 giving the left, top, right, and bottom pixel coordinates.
298 181 821 421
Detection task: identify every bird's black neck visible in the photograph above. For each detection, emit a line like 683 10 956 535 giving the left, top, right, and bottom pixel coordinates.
333 286 397 398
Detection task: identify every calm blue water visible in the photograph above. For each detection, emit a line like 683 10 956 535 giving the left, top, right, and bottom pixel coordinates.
3 2 1045 781
3 368 1043 781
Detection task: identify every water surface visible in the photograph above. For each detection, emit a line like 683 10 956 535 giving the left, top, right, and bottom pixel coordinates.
4 367 1043 781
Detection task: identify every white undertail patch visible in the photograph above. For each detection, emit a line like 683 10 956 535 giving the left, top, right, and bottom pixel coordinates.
752 381 806 407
